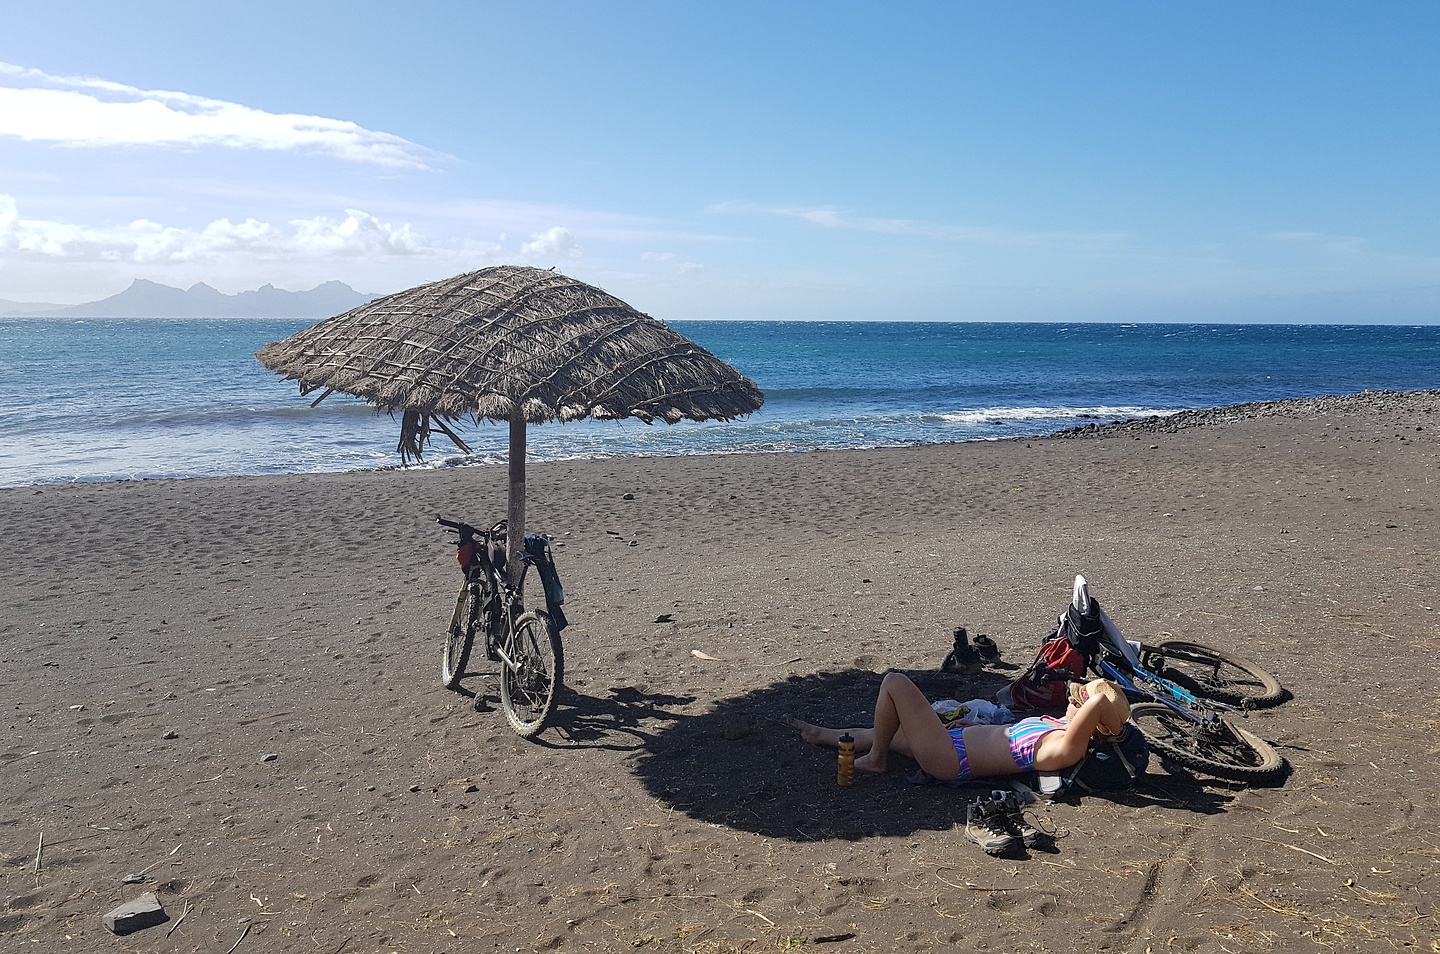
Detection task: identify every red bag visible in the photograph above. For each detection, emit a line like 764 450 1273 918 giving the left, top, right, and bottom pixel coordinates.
1001 631 1089 710
997 592 1108 711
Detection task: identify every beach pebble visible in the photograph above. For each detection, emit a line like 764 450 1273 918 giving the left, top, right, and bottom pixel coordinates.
161 730 178 740
102 892 166 935
260 753 278 762
408 784 421 793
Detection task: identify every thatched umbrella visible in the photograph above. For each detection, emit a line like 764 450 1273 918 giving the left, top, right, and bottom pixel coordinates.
256 265 764 580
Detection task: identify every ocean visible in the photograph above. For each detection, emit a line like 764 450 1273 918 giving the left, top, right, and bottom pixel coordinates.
1 318 1437 488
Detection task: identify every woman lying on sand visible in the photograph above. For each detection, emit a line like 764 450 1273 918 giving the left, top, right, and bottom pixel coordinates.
786 673 1129 782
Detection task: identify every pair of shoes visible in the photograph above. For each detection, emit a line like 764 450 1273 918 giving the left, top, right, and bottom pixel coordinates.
972 634 1001 663
941 627 983 674
964 795 1019 855
964 792 1053 855
988 789 1052 849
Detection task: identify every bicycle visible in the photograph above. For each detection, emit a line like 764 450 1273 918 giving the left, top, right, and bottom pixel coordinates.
1070 576 1288 784
437 516 566 738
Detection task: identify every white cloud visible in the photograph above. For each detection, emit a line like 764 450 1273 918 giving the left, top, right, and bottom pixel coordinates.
0 61 437 169
520 226 580 260
641 250 702 274
708 199 1125 248
0 195 445 264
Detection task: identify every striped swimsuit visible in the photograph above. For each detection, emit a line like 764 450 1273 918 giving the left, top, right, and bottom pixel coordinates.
1005 716 1067 771
947 716 1067 781
946 726 973 780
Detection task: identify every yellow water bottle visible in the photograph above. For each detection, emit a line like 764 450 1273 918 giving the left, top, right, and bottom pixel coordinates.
837 733 855 786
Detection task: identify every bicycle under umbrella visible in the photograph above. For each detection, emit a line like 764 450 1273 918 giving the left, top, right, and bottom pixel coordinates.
254 264 765 577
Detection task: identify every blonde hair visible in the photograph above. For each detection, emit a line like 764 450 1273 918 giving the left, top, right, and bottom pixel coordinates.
1074 678 1130 735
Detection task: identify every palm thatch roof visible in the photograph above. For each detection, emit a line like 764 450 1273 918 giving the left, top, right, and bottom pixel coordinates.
255 265 764 460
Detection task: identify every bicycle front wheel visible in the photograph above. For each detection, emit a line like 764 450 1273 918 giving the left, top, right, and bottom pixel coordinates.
500 610 564 738
1129 702 1286 784
441 582 479 690
1151 640 1283 709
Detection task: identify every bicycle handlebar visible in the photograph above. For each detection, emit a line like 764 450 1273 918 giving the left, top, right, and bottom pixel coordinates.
436 515 508 540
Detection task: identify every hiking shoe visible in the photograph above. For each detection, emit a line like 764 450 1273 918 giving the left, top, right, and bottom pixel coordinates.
942 627 983 674
1007 806 1051 849
972 634 1001 663
964 797 1020 856
991 790 1050 849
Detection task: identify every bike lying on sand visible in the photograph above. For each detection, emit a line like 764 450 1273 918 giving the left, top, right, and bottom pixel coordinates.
438 516 566 738
1071 576 1288 784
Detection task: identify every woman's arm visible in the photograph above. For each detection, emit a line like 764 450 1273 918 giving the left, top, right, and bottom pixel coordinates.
1031 696 1110 772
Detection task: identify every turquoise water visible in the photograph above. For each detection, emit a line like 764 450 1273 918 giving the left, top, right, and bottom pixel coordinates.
1 318 1437 487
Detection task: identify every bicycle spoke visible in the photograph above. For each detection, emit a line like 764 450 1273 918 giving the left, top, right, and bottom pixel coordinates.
500 611 564 738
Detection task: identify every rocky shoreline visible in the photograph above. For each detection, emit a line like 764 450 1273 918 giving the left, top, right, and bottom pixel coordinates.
1055 387 1440 438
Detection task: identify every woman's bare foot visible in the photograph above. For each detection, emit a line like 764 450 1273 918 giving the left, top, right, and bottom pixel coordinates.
853 752 887 774
782 715 831 746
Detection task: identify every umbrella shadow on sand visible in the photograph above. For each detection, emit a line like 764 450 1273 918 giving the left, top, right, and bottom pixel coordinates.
584 668 1238 842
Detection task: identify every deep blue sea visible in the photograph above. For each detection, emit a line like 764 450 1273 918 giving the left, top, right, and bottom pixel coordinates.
2 318 1437 488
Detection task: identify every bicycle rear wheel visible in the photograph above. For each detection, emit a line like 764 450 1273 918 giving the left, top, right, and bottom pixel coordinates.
441 582 479 689
500 610 564 738
1129 702 1286 784
1151 640 1283 709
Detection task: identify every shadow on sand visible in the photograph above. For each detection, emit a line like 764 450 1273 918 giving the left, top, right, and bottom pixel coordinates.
539 667 1238 841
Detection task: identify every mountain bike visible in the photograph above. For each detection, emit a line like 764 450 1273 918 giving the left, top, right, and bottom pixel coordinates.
438 516 565 738
1070 576 1287 784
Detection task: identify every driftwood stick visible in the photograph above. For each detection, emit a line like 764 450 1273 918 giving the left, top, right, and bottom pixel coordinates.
224 922 252 954
165 900 191 938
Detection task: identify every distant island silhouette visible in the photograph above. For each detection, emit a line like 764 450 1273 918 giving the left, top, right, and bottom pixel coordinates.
0 279 379 318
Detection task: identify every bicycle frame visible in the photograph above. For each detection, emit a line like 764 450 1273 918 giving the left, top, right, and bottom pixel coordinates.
1097 655 1213 724
1077 575 1240 726
461 534 533 660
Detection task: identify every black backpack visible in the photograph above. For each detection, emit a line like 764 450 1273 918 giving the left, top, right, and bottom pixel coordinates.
1061 723 1149 792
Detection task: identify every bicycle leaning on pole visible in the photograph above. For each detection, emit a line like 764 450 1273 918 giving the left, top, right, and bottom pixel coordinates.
437 516 567 738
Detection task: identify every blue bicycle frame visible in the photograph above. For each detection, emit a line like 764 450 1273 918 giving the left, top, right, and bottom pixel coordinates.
1095 651 1237 726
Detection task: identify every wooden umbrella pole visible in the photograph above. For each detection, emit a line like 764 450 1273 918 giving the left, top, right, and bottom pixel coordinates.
507 410 527 592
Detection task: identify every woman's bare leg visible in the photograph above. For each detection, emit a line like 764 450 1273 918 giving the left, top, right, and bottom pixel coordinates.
853 672 960 778
783 717 875 751
785 717 922 756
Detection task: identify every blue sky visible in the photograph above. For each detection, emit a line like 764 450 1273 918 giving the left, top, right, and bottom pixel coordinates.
1 1 1437 322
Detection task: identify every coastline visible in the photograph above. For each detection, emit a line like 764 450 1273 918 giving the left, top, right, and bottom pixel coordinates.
1 388 1437 951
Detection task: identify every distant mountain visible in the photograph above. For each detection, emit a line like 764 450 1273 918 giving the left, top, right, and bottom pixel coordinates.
29 279 380 318
0 297 63 317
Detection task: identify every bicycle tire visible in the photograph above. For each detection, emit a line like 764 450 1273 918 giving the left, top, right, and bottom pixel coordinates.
1129 702 1286 783
441 582 479 689
1150 639 1284 709
500 610 564 738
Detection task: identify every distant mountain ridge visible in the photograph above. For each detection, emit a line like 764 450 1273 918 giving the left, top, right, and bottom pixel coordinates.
0 279 380 318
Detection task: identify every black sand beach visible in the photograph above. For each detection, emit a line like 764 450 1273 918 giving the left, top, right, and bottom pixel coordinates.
2 390 1437 952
